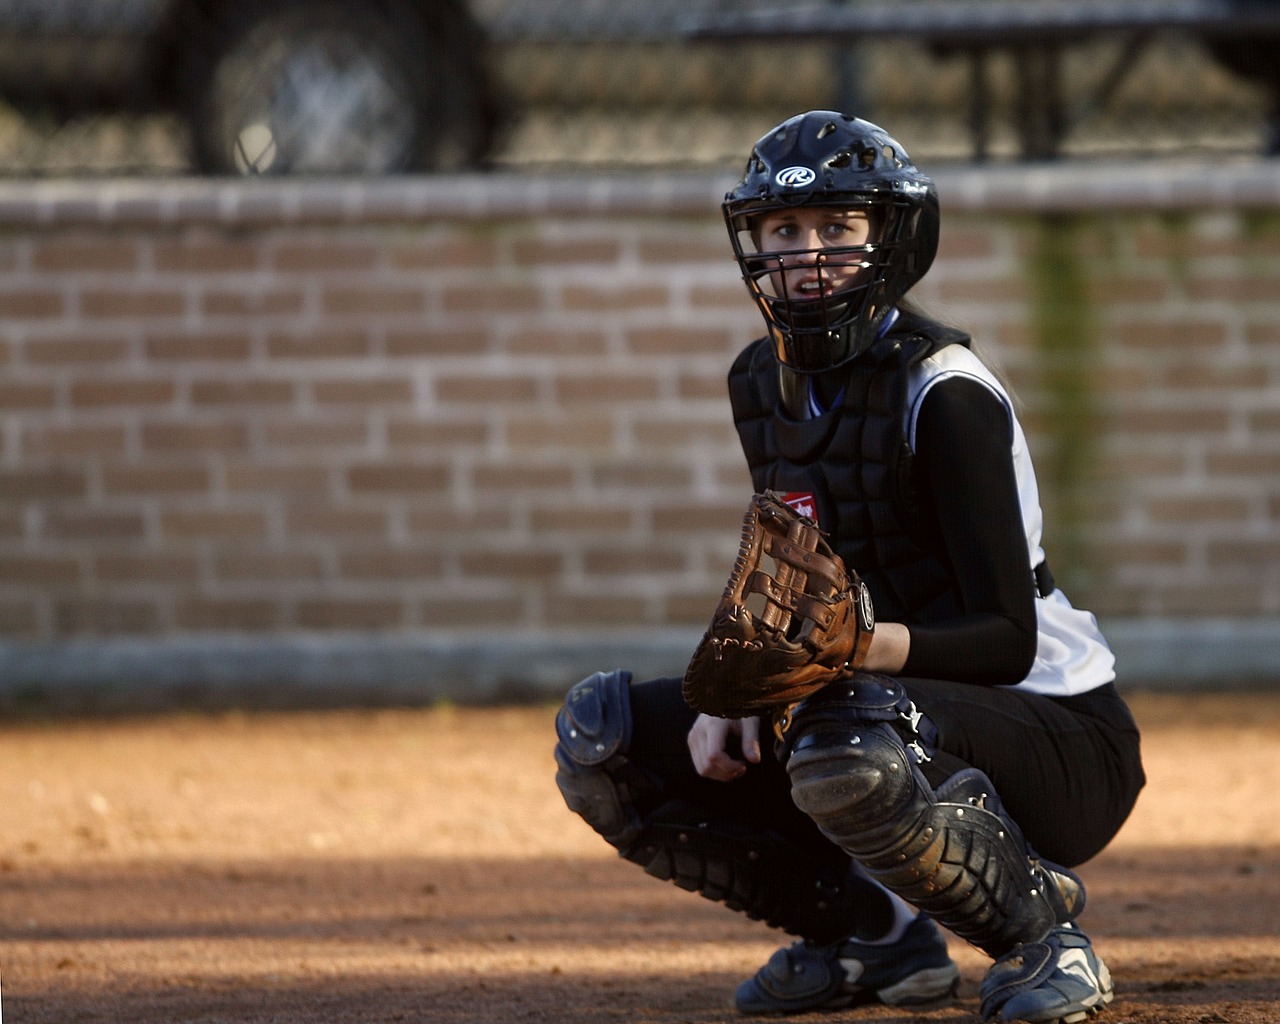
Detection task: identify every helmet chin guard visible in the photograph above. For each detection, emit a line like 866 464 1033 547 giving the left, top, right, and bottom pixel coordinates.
724 111 939 374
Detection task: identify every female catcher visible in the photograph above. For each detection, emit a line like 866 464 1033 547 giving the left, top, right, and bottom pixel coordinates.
553 110 1145 1023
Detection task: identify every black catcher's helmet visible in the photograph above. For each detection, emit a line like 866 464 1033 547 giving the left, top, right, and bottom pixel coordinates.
723 111 939 373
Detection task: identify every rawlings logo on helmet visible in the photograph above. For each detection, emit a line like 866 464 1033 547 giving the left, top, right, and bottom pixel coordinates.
775 165 817 188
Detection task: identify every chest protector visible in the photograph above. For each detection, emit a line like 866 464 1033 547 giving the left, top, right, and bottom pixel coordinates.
729 312 971 624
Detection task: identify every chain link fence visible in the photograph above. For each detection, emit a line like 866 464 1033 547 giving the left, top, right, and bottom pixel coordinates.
0 0 1273 176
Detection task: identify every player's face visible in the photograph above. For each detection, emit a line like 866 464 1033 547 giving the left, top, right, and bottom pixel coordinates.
752 207 873 301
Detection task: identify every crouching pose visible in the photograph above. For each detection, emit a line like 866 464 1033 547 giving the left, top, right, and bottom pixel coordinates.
555 111 1145 1022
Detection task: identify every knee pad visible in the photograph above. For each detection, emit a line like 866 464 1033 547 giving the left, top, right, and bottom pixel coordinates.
554 669 648 849
780 674 1085 957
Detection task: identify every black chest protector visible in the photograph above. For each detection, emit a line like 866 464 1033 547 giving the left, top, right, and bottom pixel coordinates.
729 312 972 624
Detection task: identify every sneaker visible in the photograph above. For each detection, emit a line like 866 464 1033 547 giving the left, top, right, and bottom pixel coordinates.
979 924 1115 1023
734 914 961 1015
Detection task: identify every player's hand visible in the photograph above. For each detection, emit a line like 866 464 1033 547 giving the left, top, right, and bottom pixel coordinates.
688 714 762 781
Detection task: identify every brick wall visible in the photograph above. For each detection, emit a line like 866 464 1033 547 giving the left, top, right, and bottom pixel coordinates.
0 166 1277 698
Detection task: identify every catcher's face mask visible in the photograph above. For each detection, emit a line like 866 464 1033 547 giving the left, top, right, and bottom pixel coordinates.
723 110 940 374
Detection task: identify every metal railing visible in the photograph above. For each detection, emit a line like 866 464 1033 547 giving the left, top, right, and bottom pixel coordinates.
0 0 1273 176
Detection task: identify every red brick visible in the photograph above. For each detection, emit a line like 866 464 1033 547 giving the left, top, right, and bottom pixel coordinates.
512 237 622 265
456 549 564 578
505 329 609 356
936 279 1027 304
626 326 735 356
71 377 175 408
441 283 541 313
528 503 633 534
471 462 574 491
1205 448 1280 477
102 466 211 496
0 601 38 633
293 598 405 629
31 237 141 272
688 283 753 309
146 331 252 361
338 549 444 579
0 382 56 409
1151 581 1267 616
81 289 184 318
653 503 745 533
55 598 161 634
0 290 66 318
312 378 413 405
321 287 424 316
192 378 297 406
224 464 329 494
936 225 1001 261
347 462 449 493
142 421 251 453
414 595 524 627
1143 494 1253 523
1206 538 1280 565
388 236 499 269
93 554 200 583
153 239 260 272
677 371 733 401
561 285 668 311
175 598 283 631
0 555 82 583
215 551 325 581
386 418 489 450
0 467 88 499
385 328 491 358
1186 275 1279 302
591 460 692 490
502 413 614 451
404 502 515 536
24 336 131 365
201 288 306 317
271 240 379 271
262 419 370 449
44 510 146 541
436 373 539 403
583 548 686 574
286 506 389 537
161 509 269 539
553 592 650 625
1112 319 1227 351
553 374 660 403
22 425 128 458
266 329 371 359
634 418 736 448
637 233 728 264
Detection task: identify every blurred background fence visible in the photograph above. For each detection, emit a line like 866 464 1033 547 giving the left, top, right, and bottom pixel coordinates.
0 0 1276 176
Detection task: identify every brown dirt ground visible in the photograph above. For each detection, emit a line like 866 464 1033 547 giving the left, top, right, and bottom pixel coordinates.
0 688 1278 1024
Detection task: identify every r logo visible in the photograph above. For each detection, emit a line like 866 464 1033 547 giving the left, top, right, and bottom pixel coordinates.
781 491 818 525
775 165 817 188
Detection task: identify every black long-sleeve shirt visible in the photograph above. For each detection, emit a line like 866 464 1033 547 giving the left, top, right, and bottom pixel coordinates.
900 376 1040 685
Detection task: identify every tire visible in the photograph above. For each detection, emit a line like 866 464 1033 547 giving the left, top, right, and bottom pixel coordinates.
180 0 497 175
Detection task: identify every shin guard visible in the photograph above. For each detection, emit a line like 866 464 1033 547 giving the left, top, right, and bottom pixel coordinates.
781 675 1085 957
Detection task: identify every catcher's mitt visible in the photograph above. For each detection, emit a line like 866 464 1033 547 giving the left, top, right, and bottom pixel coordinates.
682 491 875 719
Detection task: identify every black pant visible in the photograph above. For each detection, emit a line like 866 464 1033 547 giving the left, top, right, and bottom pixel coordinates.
629 675 1145 870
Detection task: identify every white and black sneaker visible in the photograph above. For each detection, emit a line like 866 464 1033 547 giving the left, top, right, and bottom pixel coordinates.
980 923 1115 1023
734 913 960 1015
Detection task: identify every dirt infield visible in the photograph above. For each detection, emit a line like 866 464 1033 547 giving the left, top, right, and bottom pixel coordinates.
1 688 1278 1024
